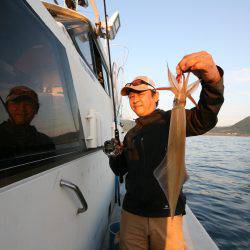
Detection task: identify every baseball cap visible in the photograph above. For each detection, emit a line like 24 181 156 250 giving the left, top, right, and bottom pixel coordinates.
6 86 38 103
121 76 156 96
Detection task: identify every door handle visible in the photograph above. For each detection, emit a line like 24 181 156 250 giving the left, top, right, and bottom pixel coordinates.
60 179 88 214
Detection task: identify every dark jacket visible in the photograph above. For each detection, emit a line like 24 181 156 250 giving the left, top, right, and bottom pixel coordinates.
0 120 55 161
110 74 224 217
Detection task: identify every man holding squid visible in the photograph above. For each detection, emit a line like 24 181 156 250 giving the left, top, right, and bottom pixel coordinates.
105 51 224 249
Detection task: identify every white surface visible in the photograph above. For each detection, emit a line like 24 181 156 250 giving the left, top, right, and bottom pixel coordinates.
183 206 219 250
0 152 115 250
0 1 116 250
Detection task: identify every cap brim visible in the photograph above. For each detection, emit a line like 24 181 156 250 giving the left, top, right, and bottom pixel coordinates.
6 94 36 102
121 85 154 96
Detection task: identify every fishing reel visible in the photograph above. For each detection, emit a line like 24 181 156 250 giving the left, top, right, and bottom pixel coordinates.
103 138 122 157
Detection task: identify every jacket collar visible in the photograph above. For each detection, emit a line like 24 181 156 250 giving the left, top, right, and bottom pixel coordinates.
135 109 164 127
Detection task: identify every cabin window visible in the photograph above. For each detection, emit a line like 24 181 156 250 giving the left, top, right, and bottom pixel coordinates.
102 64 110 95
92 40 111 95
0 0 86 186
75 33 94 71
60 19 111 95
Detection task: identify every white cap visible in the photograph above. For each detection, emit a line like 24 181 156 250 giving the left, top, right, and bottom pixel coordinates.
121 76 156 96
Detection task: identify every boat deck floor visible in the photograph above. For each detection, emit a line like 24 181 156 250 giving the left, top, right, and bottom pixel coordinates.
101 185 125 250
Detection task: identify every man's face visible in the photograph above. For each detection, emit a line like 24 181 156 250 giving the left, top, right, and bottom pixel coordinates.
7 97 37 125
128 90 159 117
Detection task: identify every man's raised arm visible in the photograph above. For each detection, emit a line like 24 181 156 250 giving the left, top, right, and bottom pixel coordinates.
175 51 224 136
186 67 224 136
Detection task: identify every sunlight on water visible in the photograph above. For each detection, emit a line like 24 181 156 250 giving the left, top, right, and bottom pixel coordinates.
183 136 250 249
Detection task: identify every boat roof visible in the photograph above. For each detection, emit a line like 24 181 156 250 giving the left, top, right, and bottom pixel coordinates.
42 2 109 64
42 2 94 30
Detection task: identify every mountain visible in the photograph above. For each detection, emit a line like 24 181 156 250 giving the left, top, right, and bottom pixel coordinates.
120 119 135 132
208 116 250 136
121 116 250 136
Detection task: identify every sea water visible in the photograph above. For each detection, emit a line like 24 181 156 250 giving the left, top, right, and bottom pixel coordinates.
184 135 250 249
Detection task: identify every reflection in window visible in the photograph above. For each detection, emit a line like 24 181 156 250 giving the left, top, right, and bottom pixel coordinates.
0 0 85 173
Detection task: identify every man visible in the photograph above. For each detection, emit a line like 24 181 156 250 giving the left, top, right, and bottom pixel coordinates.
106 51 224 249
0 86 55 162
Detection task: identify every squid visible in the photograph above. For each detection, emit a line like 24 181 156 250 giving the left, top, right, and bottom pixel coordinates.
154 66 200 218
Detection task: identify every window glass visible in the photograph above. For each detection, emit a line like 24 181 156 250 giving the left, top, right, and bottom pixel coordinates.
75 33 94 71
60 18 111 96
92 41 111 95
0 0 85 175
102 64 110 95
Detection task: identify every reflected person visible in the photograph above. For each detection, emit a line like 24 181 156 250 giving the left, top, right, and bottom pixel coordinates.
0 86 55 160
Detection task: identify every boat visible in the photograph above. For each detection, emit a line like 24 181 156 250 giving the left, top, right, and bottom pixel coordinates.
0 1 218 249
0 0 120 249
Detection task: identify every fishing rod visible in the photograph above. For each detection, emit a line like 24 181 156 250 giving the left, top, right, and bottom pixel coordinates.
0 95 17 125
102 0 120 143
0 95 9 116
103 0 123 206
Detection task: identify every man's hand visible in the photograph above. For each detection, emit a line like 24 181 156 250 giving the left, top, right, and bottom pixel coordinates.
176 51 221 83
103 138 123 157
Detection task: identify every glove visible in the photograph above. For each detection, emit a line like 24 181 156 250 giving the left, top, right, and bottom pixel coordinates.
103 138 123 157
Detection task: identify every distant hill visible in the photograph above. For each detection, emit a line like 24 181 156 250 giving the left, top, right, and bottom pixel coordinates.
208 116 250 136
120 119 135 132
121 116 250 136
52 131 79 144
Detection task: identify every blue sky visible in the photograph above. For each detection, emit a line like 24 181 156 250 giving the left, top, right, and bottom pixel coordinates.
76 0 250 126
104 0 250 126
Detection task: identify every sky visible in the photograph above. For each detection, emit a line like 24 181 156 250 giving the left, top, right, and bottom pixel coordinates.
104 0 250 126
72 0 249 126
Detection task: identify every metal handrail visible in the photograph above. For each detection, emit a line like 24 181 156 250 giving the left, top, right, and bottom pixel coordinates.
60 179 88 214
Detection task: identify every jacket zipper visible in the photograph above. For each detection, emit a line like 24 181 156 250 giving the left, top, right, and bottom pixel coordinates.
141 137 146 170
